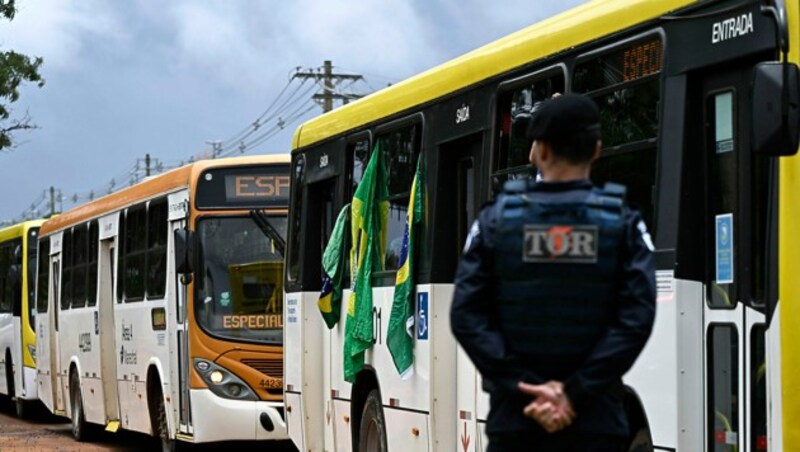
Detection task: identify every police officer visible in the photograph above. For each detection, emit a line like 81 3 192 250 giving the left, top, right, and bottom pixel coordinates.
451 93 656 452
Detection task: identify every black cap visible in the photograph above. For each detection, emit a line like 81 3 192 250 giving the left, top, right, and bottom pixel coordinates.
526 94 600 140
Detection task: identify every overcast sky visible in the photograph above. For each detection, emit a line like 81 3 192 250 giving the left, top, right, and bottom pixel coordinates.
0 0 587 223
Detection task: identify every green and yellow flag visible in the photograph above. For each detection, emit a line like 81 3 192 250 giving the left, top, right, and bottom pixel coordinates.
388 156 423 378
344 143 388 382
318 204 350 329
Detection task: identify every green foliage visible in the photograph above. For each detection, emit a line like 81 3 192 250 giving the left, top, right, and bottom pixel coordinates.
0 0 16 20
0 0 44 151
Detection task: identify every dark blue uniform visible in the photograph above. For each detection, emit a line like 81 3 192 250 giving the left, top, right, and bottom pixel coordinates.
451 179 656 451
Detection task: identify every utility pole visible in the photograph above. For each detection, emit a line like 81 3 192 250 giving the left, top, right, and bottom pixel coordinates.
205 141 222 159
293 60 364 113
145 153 151 177
49 186 56 216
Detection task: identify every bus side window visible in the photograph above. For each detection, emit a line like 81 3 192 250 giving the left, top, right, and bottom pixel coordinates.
493 71 565 192
87 221 99 307
147 198 168 299
304 178 337 289
377 125 420 272
37 238 50 314
61 229 72 310
72 223 88 309
28 228 39 326
343 137 370 286
574 38 663 233
11 242 22 317
117 210 125 302
287 155 305 283
123 205 147 302
0 243 11 313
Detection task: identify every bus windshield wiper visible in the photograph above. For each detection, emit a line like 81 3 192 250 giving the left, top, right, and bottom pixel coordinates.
249 209 286 257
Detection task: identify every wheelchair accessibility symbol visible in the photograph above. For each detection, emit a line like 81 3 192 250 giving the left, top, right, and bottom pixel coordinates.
417 292 429 340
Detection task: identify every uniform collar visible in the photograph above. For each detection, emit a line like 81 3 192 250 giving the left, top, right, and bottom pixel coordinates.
531 179 593 192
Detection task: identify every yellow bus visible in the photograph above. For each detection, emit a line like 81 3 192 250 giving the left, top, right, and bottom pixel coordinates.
36 155 290 448
0 219 44 418
284 0 800 450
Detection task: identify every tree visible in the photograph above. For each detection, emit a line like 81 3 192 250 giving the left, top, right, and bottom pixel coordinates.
0 0 44 151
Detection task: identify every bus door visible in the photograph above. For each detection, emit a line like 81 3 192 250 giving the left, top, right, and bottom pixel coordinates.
97 233 120 426
49 251 65 414
699 66 771 452
170 215 192 434
36 244 53 412
438 132 485 451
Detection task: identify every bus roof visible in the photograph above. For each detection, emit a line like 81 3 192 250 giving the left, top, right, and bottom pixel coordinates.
0 219 46 242
40 154 290 236
292 0 697 150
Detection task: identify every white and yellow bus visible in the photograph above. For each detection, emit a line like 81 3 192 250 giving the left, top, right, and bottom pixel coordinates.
284 0 800 450
0 219 44 418
36 155 290 448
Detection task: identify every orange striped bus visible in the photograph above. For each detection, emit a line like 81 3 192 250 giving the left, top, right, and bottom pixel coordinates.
36 155 290 448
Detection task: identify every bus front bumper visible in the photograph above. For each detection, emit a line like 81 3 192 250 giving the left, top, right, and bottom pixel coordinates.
189 389 288 443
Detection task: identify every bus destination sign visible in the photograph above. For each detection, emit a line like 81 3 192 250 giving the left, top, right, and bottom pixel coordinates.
225 174 290 202
574 37 663 93
196 164 290 209
623 39 662 82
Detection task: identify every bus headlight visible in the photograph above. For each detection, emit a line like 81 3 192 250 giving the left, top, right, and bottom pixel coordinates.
27 345 36 363
209 370 224 384
193 358 257 401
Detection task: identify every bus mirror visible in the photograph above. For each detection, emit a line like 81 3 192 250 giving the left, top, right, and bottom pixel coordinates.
174 228 195 279
752 61 800 156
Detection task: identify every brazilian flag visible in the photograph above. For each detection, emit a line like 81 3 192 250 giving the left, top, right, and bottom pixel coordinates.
318 204 350 329
387 156 423 378
343 143 388 383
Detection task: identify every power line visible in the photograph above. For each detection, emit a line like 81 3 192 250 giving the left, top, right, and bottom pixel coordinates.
293 60 365 113
215 79 317 155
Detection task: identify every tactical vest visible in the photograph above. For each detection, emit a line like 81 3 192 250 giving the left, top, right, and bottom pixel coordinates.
492 180 626 380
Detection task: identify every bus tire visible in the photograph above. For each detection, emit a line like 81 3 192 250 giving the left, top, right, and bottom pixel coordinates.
5 352 14 403
358 390 387 452
628 427 654 452
69 370 89 441
150 384 176 452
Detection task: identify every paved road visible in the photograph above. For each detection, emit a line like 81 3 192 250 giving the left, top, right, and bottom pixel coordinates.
0 397 297 451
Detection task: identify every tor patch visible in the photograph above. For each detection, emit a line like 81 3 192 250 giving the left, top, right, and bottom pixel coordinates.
523 225 599 263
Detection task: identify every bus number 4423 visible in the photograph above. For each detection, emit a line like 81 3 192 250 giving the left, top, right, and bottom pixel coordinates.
259 377 283 389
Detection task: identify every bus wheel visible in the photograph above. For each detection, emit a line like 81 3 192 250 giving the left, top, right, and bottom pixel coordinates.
151 386 176 452
628 427 653 452
5 354 14 403
70 371 89 441
358 390 387 452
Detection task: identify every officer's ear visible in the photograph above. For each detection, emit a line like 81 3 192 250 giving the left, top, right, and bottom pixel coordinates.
590 140 602 163
528 140 537 165
531 140 552 165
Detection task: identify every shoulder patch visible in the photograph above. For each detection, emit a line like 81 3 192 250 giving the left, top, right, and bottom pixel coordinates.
523 224 598 263
463 220 481 253
637 220 655 252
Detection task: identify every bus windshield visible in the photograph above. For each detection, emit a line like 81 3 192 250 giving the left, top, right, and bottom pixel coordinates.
195 215 286 344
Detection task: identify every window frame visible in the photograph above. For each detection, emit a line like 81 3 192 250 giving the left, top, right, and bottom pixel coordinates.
36 237 50 314
146 198 168 299
372 114 424 277
491 63 568 188
572 31 665 236
117 196 169 303
71 223 89 309
86 221 99 307
60 229 73 310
